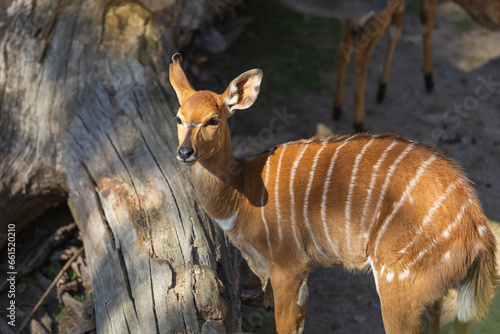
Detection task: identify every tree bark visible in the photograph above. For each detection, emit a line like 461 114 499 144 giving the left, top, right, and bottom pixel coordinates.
0 0 241 332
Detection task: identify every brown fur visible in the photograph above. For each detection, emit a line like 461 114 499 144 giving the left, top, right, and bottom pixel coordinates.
169 54 497 334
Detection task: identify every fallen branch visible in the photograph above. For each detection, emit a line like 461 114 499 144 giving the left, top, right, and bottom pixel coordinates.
16 246 85 334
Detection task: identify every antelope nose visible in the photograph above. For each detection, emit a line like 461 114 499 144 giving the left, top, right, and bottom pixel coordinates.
178 146 194 160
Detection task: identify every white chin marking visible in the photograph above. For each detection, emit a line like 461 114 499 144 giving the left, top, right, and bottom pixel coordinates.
177 155 198 166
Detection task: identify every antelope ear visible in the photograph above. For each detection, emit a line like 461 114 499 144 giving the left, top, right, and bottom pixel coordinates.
169 53 196 105
223 69 263 113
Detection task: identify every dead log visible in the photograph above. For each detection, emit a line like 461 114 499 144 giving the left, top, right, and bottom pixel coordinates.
0 0 242 332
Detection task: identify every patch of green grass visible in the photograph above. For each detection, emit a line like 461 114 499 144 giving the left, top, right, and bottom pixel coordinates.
74 294 88 301
227 0 342 100
47 266 57 281
20 275 34 284
53 306 71 322
67 269 78 279
455 16 475 33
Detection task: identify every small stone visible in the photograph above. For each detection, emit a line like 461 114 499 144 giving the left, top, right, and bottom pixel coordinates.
353 315 366 323
30 319 49 334
40 313 53 332
461 136 471 144
486 183 491 188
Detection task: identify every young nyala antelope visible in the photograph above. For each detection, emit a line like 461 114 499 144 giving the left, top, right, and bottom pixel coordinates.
169 53 496 334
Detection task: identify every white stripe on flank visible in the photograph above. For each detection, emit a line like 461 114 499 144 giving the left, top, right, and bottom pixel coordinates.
304 142 328 258
374 155 436 257
290 144 309 251
359 141 397 246
345 139 374 252
367 144 414 245
275 145 287 247
407 200 470 269
261 155 273 258
321 140 350 258
398 180 460 254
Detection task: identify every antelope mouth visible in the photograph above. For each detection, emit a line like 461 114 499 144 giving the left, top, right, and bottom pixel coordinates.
176 154 202 166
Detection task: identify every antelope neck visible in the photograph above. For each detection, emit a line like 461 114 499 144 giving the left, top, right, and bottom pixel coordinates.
192 125 243 222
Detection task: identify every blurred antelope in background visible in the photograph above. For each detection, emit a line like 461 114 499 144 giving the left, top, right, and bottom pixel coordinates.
280 0 500 132
169 54 497 333
280 0 437 132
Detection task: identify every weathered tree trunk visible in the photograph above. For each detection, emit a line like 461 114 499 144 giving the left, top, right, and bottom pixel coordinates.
0 0 241 332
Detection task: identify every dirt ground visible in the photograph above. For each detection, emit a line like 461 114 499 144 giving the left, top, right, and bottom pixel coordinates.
2 1 500 333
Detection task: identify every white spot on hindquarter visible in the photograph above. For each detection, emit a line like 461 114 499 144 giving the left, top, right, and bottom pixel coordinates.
321 140 350 258
290 144 309 251
345 139 374 252
304 142 328 258
399 269 410 281
261 155 273 258
297 279 308 307
445 251 450 262
275 145 287 246
214 210 239 231
386 271 394 282
210 147 215 154
374 155 436 257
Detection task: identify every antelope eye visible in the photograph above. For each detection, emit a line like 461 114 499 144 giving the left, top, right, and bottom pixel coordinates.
207 117 220 126
175 117 182 125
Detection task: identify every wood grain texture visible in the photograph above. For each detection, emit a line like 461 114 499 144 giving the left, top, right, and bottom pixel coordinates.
0 0 241 332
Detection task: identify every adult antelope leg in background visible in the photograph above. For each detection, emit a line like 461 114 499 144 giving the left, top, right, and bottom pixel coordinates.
377 3 405 103
333 19 355 122
421 0 438 92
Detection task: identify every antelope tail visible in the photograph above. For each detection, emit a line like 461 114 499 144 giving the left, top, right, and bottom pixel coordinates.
456 232 497 324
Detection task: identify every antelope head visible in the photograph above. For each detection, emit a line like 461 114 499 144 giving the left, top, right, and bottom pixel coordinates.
169 53 263 166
